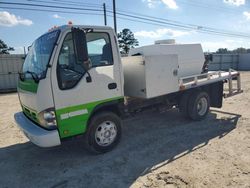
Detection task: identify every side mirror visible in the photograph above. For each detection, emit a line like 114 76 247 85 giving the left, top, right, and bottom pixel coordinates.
71 27 90 70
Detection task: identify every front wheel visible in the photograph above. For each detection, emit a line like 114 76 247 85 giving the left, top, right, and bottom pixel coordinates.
188 91 210 121
84 111 122 154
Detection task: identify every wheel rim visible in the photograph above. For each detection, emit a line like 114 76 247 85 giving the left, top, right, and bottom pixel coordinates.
197 97 208 116
95 121 117 146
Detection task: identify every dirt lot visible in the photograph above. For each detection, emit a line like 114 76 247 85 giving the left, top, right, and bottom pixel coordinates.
0 72 250 188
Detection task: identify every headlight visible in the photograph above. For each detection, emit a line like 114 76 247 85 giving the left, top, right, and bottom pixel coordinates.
38 108 57 130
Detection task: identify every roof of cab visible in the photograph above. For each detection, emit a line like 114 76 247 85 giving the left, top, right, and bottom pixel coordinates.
47 25 113 34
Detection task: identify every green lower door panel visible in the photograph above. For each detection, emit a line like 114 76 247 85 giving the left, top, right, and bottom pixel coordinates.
56 97 123 138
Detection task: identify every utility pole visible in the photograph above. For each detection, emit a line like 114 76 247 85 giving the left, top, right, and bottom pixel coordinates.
113 0 117 33
103 3 107 26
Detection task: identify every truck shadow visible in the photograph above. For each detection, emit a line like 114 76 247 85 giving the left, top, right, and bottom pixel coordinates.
0 109 241 188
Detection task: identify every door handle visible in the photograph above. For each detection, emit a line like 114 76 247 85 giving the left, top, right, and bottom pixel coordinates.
108 83 117 90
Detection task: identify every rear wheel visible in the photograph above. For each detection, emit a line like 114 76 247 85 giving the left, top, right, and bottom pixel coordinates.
188 91 210 121
84 111 122 154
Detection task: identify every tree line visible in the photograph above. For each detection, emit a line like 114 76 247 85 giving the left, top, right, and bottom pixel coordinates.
215 47 250 54
0 40 14 54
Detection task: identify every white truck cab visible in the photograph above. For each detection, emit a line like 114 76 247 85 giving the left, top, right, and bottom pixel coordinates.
14 24 242 153
15 25 124 152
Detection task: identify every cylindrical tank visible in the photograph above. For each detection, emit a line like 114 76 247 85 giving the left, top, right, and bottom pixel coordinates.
129 43 205 77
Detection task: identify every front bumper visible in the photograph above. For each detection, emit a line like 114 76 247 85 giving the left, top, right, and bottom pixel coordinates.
14 112 61 147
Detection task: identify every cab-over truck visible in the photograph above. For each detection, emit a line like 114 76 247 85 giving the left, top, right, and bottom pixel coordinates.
14 25 242 153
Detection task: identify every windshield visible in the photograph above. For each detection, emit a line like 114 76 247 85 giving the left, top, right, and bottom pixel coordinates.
22 30 60 80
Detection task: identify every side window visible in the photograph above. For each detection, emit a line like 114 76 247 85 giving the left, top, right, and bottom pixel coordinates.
87 32 113 67
57 33 85 90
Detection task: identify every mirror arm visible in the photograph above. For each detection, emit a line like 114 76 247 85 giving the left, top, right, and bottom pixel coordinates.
83 70 92 83
18 72 25 81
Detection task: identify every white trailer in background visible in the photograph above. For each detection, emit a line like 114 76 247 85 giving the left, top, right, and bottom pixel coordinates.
14 25 242 154
0 54 24 92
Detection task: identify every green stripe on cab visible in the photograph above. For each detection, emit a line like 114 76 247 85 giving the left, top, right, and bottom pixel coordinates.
18 80 38 93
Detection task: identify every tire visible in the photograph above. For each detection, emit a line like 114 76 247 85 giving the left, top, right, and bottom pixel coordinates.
179 93 190 118
84 111 122 154
187 91 210 121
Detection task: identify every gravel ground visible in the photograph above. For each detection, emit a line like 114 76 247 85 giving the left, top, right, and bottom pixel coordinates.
0 72 249 188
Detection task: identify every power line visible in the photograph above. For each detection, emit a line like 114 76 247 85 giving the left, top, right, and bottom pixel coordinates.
113 15 192 31
0 2 103 12
96 1 247 36
26 0 244 14
108 11 250 38
107 8 249 37
1 1 250 39
50 0 101 7
26 0 102 8
114 15 250 39
0 5 190 31
110 11 196 30
0 6 104 16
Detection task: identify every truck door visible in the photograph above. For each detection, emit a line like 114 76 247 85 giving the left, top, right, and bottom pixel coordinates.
51 30 123 138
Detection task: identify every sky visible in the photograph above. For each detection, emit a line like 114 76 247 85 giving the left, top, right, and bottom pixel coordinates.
1 0 250 53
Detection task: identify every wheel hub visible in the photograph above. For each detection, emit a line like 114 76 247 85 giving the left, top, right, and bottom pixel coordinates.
95 121 117 146
197 97 208 116
104 130 111 138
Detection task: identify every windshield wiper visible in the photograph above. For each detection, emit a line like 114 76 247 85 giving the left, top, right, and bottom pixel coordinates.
26 71 40 83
